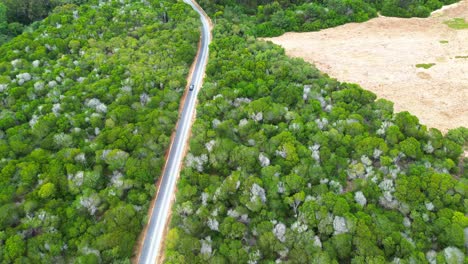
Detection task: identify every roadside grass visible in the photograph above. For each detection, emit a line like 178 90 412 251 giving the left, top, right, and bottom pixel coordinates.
444 18 468 29
416 63 436 69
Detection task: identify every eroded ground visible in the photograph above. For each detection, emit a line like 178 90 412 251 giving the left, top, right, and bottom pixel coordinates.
265 0 468 132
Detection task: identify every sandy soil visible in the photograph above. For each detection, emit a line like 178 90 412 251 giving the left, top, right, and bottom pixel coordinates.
265 0 468 132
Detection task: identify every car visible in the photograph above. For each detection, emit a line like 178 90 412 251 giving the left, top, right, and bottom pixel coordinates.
189 84 195 91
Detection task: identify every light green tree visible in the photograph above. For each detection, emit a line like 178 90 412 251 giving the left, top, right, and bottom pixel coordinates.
4 234 25 262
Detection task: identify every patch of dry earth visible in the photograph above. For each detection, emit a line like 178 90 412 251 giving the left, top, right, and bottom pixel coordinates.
265 0 468 132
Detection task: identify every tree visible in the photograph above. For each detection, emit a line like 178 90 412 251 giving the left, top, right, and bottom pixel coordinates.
219 240 249 263
4 234 25 262
38 182 56 198
0 3 7 33
0 203 19 228
385 125 404 145
331 234 352 260
285 191 305 216
353 220 382 257
0 1 202 261
2 0 47 24
332 197 350 216
259 232 283 259
230 145 259 171
438 222 465 248
284 173 305 194
398 137 421 159
394 111 422 138
220 217 246 239
354 137 388 159
103 149 129 170
75 254 100 264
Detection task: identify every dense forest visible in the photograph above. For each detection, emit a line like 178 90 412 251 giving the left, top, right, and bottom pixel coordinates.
198 0 462 36
165 4 468 264
0 0 199 262
0 0 87 45
0 0 466 263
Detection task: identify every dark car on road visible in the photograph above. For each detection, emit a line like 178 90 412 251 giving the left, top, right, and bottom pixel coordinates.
189 84 195 91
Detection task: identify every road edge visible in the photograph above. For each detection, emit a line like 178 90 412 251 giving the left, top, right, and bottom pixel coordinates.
133 1 213 263
156 3 213 263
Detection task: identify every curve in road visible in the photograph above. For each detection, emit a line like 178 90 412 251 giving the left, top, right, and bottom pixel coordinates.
137 1 211 263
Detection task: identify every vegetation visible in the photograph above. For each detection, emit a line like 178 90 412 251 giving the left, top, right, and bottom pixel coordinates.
1 0 466 263
439 40 449 44
197 0 462 37
0 0 199 262
0 0 88 45
444 18 468 29
416 63 436 69
166 6 468 264
455 55 468 59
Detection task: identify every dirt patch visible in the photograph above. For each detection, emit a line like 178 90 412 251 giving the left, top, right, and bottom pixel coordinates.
264 0 468 133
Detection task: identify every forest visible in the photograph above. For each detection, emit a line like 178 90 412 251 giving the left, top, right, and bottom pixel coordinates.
0 0 466 263
197 0 462 36
165 3 468 264
0 0 199 262
0 0 87 45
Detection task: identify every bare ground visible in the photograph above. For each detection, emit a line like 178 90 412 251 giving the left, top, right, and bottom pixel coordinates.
264 0 468 132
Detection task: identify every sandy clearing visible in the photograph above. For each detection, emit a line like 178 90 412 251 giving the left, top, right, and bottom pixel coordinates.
265 0 468 132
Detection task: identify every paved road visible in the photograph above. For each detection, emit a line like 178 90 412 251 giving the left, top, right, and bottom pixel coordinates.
137 1 211 263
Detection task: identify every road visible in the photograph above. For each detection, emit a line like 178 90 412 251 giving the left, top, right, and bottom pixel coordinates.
137 1 211 263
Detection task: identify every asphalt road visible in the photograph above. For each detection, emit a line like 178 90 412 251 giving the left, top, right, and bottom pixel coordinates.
137 1 211 263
